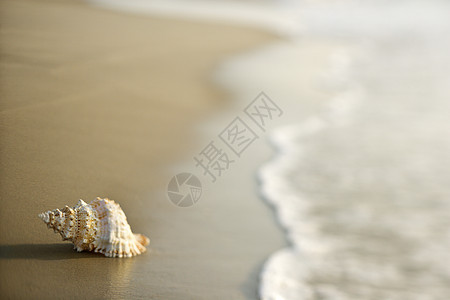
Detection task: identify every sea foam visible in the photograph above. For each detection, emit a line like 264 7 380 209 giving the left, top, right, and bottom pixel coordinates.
257 2 450 298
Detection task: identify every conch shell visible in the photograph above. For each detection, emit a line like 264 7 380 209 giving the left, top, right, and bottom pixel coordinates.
39 197 149 258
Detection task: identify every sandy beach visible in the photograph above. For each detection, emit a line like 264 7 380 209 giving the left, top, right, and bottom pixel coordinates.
4 0 448 298
0 0 285 298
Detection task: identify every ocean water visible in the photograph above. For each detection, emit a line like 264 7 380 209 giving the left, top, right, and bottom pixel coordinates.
256 2 450 299
259 45 450 299
256 2 450 300
89 0 450 299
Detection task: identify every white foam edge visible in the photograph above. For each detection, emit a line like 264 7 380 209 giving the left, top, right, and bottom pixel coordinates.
88 0 303 37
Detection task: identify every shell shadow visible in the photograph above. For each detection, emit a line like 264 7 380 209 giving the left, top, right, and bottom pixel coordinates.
0 243 106 260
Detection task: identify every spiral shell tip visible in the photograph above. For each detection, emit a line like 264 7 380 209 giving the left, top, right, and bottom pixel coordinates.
38 212 49 223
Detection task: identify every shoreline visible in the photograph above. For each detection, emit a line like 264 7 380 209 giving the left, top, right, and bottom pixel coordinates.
0 0 285 298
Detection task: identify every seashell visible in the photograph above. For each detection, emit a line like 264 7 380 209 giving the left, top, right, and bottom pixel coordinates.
39 197 149 258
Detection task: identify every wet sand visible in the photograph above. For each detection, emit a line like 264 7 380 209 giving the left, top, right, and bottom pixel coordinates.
0 0 285 298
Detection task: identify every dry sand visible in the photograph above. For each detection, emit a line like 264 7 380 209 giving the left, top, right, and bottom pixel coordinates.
0 0 285 299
